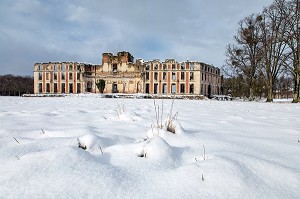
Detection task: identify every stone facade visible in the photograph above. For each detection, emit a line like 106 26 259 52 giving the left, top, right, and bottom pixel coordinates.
34 51 221 97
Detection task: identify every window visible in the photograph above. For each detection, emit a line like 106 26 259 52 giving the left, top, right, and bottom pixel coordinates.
163 72 167 80
69 73 73 81
113 64 117 72
69 65 73 71
180 83 185 93
46 83 50 93
172 64 176 70
38 83 42 93
77 66 81 71
61 83 65 93
77 83 81 93
38 72 42 80
54 65 57 71
38 65 42 71
154 83 158 94
54 83 57 93
190 64 195 70
146 65 150 70
145 83 150 94
69 83 73 93
163 64 167 70
181 63 185 70
190 72 194 80
54 73 57 80
154 64 158 70
154 72 158 81
61 65 66 71
190 84 194 94
181 72 185 80
146 72 149 80
162 84 167 94
172 72 176 80
46 73 49 81
77 73 80 81
171 84 176 94
61 73 65 80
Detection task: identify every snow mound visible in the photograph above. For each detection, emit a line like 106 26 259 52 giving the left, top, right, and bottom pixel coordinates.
77 134 114 154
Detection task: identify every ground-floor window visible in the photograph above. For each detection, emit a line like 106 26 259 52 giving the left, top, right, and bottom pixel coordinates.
171 84 176 94
180 83 185 93
145 83 149 94
54 83 57 93
190 84 194 94
154 83 158 94
69 83 73 93
38 83 42 93
61 83 65 93
46 83 50 93
162 83 167 94
77 83 81 93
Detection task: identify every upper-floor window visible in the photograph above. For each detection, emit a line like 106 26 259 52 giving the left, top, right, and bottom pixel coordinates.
69 72 73 80
38 72 42 80
181 64 185 70
61 65 66 71
146 72 149 80
77 66 81 71
61 73 65 80
163 72 167 80
54 65 57 71
154 72 158 81
163 64 167 70
172 72 176 80
190 64 195 70
172 64 176 70
54 73 57 80
154 64 158 70
146 65 150 71
181 72 185 80
113 64 117 72
77 73 80 81
69 65 73 71
38 65 42 71
190 72 194 80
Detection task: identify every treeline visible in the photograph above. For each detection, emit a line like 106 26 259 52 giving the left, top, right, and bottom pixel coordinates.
0 74 33 96
222 0 300 102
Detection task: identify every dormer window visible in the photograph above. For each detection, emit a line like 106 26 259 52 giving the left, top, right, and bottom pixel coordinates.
113 64 117 72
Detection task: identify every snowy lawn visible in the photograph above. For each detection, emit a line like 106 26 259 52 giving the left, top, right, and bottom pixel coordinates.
0 96 299 199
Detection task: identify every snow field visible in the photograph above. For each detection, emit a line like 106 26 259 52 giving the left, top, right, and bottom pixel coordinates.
0 96 299 199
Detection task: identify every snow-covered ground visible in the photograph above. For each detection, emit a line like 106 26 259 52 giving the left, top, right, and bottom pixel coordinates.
0 96 299 199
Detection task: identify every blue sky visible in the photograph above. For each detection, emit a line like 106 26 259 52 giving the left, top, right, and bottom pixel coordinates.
0 0 273 76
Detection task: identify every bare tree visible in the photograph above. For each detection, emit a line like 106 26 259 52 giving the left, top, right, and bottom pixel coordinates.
259 0 289 102
224 14 263 100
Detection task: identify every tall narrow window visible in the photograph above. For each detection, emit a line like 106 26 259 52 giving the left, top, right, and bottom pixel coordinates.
172 64 176 70
54 73 57 80
61 83 65 93
154 72 158 81
171 84 176 94
61 65 66 71
69 83 73 93
180 83 185 93
113 64 117 72
46 83 50 93
69 73 73 81
181 63 185 70
190 72 194 80
181 72 185 80
172 72 176 80
61 73 65 80
77 73 80 81
162 84 167 94
146 72 149 80
54 65 57 71
163 72 167 80
39 72 42 80
190 84 194 94
38 83 42 93
77 83 81 93
69 65 73 71
54 83 58 93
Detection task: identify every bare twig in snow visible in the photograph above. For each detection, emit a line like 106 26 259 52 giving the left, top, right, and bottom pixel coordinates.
13 137 20 144
203 144 206 160
41 128 45 134
202 174 204 181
